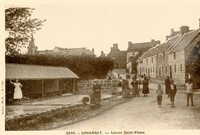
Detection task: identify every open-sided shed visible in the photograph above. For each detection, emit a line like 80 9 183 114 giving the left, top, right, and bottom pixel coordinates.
6 64 79 100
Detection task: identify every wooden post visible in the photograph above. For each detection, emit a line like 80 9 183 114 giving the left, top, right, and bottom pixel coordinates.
73 79 75 93
59 79 62 96
41 80 44 98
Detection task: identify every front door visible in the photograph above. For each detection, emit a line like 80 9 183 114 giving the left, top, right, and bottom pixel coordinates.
170 65 172 79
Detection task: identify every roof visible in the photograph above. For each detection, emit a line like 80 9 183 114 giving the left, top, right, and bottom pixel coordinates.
169 29 200 54
38 47 94 56
140 35 181 59
127 40 160 52
6 64 79 80
64 48 94 56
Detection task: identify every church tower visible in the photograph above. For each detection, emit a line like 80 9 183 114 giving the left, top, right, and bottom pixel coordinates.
27 34 38 55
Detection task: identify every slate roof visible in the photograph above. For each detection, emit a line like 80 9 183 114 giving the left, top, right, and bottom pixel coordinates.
140 35 181 59
169 29 200 53
38 47 94 56
127 40 160 52
6 64 79 80
64 48 94 56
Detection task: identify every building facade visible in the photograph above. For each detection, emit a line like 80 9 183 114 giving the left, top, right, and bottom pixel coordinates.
137 24 200 85
126 40 160 75
107 44 127 69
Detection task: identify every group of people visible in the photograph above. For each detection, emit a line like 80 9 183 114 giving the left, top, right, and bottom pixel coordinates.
118 75 150 97
8 76 195 109
156 77 177 108
156 76 194 108
116 75 195 109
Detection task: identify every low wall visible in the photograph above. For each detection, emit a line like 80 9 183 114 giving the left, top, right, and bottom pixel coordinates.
77 79 119 94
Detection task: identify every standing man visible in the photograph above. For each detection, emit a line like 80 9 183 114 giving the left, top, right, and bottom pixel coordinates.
165 76 171 98
185 79 194 106
169 79 177 108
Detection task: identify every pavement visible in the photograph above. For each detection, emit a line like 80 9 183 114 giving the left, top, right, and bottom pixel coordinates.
5 94 112 119
56 90 200 130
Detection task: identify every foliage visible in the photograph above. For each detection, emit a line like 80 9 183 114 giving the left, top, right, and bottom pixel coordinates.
6 55 114 79
5 7 46 55
186 42 200 88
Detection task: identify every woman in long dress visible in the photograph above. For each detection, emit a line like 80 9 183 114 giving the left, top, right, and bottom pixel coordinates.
10 79 23 103
142 77 149 97
90 79 101 106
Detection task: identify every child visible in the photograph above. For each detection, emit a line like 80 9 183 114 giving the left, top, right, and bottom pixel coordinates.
169 80 177 108
185 79 194 106
156 84 164 108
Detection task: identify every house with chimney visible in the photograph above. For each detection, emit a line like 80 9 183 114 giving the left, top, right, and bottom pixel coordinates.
107 44 127 69
168 27 200 85
126 40 160 75
137 35 180 79
137 21 200 85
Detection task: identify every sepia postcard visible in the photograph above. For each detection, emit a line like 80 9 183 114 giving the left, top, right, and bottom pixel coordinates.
1 0 200 135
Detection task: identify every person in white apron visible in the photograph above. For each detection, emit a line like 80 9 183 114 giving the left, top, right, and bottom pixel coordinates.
10 79 23 104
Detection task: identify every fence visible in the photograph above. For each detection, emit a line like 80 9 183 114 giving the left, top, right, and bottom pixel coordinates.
77 79 119 94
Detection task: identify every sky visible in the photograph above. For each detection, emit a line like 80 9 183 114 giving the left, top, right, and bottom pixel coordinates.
5 0 200 56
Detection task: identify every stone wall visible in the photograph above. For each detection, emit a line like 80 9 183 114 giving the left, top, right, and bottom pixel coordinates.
77 79 119 94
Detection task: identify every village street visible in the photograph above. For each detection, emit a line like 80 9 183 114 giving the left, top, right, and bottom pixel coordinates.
55 90 200 130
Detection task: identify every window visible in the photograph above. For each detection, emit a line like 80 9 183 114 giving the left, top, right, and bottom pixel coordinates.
162 67 164 73
153 67 154 72
146 59 148 64
165 66 167 74
174 65 176 72
163 52 165 59
180 64 182 72
174 52 176 59
151 57 153 63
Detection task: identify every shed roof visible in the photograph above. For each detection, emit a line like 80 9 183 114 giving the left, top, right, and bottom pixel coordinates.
6 64 79 80
169 29 200 54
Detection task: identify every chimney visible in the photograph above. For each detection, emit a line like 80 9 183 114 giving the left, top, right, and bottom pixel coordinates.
199 18 200 29
92 48 94 54
101 51 104 55
180 26 189 35
113 43 118 49
151 39 155 42
171 28 174 35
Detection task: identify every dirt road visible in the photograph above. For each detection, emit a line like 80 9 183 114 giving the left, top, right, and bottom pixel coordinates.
55 91 200 130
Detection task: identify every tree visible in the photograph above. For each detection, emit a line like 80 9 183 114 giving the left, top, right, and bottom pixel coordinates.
186 42 200 88
5 7 46 55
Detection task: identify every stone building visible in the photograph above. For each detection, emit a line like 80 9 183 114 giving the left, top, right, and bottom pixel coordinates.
126 40 160 74
168 29 200 85
107 44 127 69
137 23 200 85
137 35 180 79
